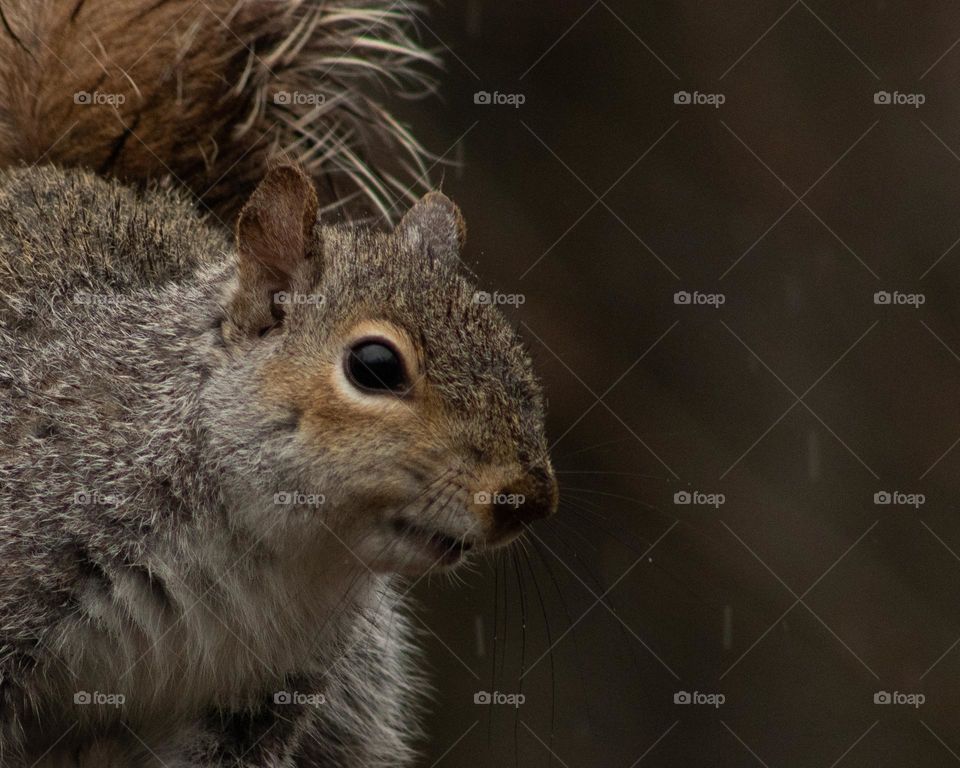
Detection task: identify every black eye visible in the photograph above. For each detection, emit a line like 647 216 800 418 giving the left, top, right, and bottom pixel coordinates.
345 340 409 394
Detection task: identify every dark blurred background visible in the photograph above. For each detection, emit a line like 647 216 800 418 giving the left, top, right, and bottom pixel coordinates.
399 1 960 766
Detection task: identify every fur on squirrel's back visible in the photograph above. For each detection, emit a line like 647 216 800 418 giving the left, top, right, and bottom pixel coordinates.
0 165 225 326
0 162 214 334
0 0 436 224
0 165 426 766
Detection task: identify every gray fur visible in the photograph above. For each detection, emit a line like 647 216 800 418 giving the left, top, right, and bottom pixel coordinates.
0 165 554 765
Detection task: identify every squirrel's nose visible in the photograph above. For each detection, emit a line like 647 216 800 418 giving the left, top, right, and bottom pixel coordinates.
491 463 559 528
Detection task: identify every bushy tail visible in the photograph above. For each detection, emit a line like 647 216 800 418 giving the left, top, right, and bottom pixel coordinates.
0 0 438 225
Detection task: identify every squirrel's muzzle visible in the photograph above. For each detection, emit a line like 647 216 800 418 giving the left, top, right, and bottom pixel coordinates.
489 463 559 531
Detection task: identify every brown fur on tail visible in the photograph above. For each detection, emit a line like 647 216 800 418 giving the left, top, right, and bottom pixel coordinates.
0 0 437 225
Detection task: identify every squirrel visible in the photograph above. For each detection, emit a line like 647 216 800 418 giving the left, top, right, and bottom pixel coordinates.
0 1 559 767
0 0 439 225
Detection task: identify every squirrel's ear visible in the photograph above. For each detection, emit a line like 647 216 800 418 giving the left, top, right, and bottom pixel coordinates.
397 191 466 261
227 165 320 337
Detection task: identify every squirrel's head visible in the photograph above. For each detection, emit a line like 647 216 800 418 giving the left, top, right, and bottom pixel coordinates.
212 165 557 576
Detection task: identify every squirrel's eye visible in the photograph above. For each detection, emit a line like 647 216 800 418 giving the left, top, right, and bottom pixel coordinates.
345 340 409 394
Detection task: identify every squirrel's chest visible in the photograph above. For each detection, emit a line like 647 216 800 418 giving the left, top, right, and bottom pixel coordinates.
54 537 366 723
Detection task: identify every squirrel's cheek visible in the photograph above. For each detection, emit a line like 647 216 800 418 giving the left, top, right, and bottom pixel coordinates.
258 357 422 444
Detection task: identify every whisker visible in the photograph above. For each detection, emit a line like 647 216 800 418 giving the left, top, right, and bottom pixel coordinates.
535 524 643 675
552 515 599 552
500 549 510 689
551 437 637 462
560 485 664 513
519 540 555 768
487 553 501 747
559 504 723 613
559 503 655 556
527 535 599 735
556 470 669 481
511 548 527 768
319 470 457 639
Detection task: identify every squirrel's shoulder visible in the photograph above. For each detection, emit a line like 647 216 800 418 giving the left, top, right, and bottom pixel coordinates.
0 165 227 331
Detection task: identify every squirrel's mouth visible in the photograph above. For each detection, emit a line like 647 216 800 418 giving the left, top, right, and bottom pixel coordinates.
391 518 473 567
